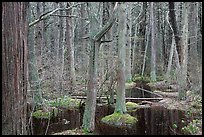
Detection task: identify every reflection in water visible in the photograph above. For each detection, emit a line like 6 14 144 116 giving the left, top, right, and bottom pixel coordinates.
32 104 186 135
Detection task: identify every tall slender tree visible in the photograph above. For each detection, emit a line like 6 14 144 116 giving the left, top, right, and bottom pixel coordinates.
150 2 157 81
115 2 127 113
65 2 76 92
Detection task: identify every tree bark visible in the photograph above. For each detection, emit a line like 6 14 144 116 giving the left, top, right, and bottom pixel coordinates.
178 2 189 100
65 2 76 92
125 3 132 82
115 2 127 114
169 2 183 64
150 2 157 81
2 2 29 135
82 2 119 132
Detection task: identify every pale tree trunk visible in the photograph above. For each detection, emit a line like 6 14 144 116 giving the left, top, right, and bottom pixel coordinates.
150 2 156 81
53 2 61 93
65 2 76 92
115 2 127 114
2 2 29 135
82 2 119 132
188 2 200 93
178 2 189 100
165 9 177 82
99 2 110 93
125 2 132 82
102 2 115 104
80 3 88 71
82 6 100 131
29 2 43 106
161 4 168 73
58 2 64 95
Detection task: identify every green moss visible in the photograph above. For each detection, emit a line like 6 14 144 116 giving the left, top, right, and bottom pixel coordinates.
126 102 139 111
132 75 151 83
45 96 80 108
125 82 136 89
32 107 60 119
101 112 138 127
157 75 165 81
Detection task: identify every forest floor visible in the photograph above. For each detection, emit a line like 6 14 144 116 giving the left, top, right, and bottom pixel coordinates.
158 92 202 135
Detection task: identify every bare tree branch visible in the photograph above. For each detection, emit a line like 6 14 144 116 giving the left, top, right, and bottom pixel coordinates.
29 2 85 27
50 14 78 17
93 2 119 41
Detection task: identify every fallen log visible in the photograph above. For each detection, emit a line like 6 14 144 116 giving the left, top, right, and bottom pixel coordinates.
71 96 163 103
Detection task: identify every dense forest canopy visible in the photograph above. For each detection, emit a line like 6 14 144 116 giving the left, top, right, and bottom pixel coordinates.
2 2 202 135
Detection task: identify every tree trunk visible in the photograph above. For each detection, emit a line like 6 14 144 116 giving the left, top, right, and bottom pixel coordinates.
2 2 29 135
150 2 156 81
82 2 119 132
169 2 183 64
188 2 200 93
115 2 127 114
29 2 43 106
65 2 76 92
58 2 64 95
125 3 132 82
178 2 189 100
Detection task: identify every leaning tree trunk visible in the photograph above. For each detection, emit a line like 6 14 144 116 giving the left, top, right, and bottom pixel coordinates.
169 2 183 65
2 2 29 135
82 2 119 132
115 2 127 114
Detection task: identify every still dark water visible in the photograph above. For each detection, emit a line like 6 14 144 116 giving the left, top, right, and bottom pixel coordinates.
32 104 187 135
31 86 186 135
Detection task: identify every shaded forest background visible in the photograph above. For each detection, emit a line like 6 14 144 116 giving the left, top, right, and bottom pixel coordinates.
2 2 202 135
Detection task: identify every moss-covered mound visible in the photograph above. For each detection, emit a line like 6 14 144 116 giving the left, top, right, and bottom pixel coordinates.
44 96 80 109
125 82 136 89
132 75 151 83
126 102 139 111
32 108 58 119
53 128 95 135
101 112 138 127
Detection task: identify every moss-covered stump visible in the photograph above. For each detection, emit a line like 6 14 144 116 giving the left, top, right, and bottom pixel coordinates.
100 112 138 135
126 102 139 112
32 108 59 119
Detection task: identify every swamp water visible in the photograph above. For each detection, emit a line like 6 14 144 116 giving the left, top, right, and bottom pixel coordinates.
31 88 187 135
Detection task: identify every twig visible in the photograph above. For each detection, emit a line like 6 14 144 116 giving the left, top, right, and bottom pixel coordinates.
45 112 51 135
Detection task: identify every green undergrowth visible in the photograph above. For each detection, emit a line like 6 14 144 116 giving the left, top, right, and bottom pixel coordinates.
101 112 138 127
132 75 165 83
44 95 80 109
32 96 80 119
132 75 151 83
32 108 59 119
